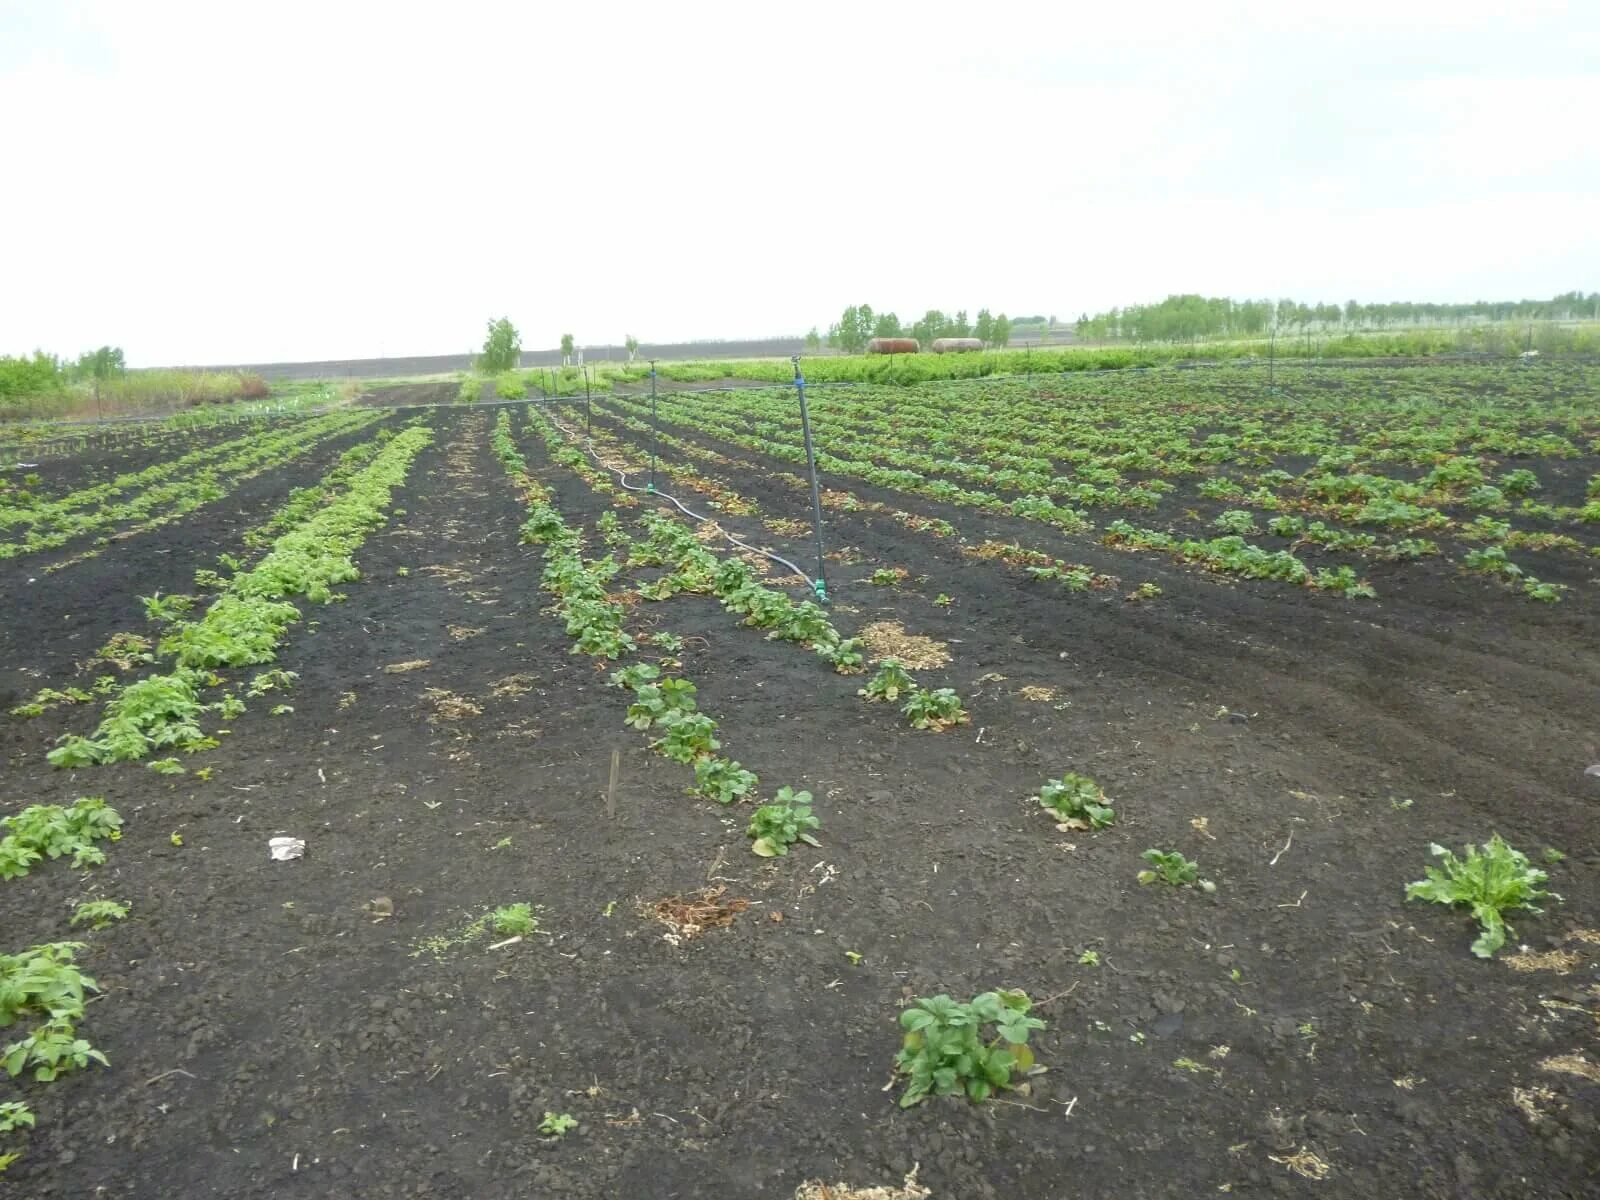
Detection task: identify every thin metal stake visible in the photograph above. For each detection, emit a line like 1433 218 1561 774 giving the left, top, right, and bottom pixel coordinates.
793 356 829 603
583 365 592 435
648 360 659 493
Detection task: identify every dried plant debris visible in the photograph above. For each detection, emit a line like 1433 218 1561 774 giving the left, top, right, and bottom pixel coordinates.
649 886 750 944
857 621 951 670
1539 1054 1600 1083
422 688 482 722
794 1166 930 1200
384 659 431 674
490 674 538 697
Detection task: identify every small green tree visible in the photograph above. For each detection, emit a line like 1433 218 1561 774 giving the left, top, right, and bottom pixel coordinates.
804 327 822 352
991 314 1012 348
77 346 126 414
478 319 521 373
974 309 994 345
872 312 902 338
624 334 639 362
560 333 575 365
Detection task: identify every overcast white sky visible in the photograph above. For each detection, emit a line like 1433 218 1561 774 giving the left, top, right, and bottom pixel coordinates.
2 0 1596 366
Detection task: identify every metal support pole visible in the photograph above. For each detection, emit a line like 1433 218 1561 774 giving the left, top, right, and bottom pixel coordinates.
583 365 592 436
648 360 659 493
793 356 829 604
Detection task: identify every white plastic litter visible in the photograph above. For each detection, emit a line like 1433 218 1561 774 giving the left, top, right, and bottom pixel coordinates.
268 836 306 862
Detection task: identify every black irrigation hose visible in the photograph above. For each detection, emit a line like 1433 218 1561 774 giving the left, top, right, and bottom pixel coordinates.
539 403 822 593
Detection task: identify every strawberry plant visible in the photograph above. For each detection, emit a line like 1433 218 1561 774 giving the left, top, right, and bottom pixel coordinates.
859 659 915 702
814 635 866 674
625 678 698 730
748 788 820 856
609 663 661 691
1035 774 1114 829
651 711 720 763
902 687 968 731
1405 835 1557 958
1138 849 1214 892
693 757 758 804
894 989 1045 1107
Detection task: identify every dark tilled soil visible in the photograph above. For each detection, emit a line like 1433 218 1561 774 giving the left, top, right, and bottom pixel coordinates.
0 415 402 713
1 403 1596 1199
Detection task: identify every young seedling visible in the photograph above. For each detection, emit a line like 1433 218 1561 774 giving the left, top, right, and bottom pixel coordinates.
859 659 915 703
1138 849 1215 892
1405 835 1557 958
538 1112 578 1137
491 903 536 936
1035 773 1115 830
747 788 821 857
69 900 129 930
894 989 1045 1107
869 567 907 586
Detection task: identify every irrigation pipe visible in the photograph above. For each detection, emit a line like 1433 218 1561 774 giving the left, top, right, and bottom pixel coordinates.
539 403 822 594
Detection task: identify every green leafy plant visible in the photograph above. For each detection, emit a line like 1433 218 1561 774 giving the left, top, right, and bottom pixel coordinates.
246 668 298 697
1212 509 1259 535
869 566 906 586
490 903 536 936
815 636 866 674
901 687 968 731
693 757 759 805
651 711 720 763
1138 849 1215 892
0 1101 33 1134
538 1111 578 1137
0 798 121 880
146 757 185 775
859 659 915 702
1405 835 1557 958
0 942 106 1082
748 787 821 857
1035 774 1115 829
894 990 1045 1107
69 900 129 930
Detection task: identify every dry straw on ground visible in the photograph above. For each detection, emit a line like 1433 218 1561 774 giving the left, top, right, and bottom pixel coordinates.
422 689 482 722
794 1166 930 1200
648 887 750 942
383 659 431 674
857 621 951 669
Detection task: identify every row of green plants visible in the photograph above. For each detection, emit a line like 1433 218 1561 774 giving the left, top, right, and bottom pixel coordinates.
598 365 1595 600
529 407 980 728
492 411 824 858
0 796 128 1173
0 410 381 562
46 425 434 767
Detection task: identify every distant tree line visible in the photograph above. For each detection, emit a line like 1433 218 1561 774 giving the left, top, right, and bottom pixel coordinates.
816 305 1013 354
1075 291 1600 344
0 346 126 400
